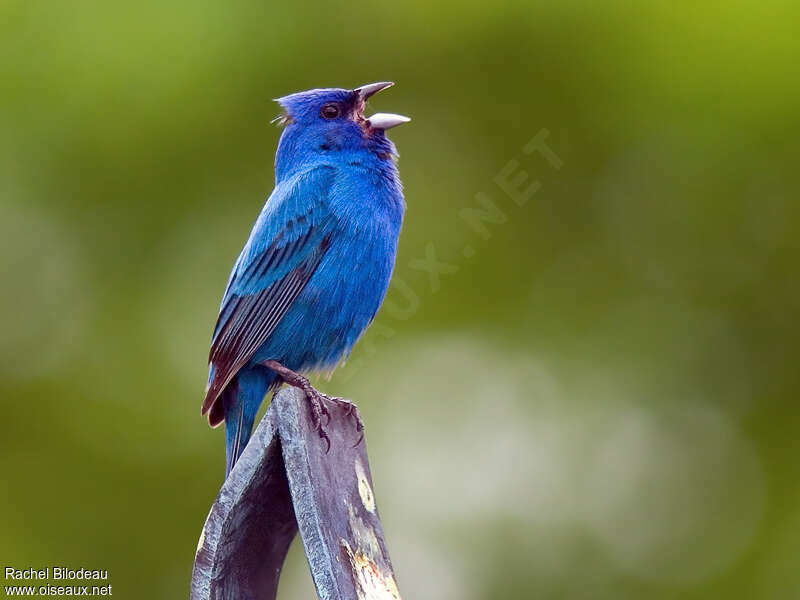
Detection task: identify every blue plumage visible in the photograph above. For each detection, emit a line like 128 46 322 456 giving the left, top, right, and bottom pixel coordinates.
202 82 408 476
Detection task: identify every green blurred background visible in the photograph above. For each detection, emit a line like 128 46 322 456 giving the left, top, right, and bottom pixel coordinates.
2 1 799 598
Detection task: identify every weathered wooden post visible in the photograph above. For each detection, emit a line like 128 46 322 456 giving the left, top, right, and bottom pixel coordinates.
191 387 401 600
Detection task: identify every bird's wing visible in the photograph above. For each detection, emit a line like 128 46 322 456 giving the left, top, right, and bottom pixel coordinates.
202 167 337 422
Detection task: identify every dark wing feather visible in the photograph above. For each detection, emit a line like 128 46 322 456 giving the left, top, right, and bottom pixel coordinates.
202 168 336 420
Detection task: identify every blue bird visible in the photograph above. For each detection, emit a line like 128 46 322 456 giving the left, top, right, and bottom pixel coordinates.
202 82 409 476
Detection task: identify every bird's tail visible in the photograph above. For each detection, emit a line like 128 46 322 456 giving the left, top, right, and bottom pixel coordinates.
223 368 276 477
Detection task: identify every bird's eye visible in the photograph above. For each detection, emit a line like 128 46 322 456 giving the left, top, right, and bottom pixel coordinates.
320 104 340 119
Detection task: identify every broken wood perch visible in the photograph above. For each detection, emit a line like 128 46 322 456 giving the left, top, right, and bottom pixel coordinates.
191 387 402 600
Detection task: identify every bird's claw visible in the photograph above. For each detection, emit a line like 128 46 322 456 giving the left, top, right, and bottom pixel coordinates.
325 395 365 447
319 429 331 454
301 387 333 453
261 359 363 453
307 393 364 451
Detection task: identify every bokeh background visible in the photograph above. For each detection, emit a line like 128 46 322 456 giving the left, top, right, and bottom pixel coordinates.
2 1 799 598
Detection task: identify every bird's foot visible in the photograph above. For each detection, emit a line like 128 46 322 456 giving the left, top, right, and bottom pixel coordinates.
263 360 363 451
324 396 364 448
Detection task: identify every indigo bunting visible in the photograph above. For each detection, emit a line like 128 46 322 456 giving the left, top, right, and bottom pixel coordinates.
201 82 409 476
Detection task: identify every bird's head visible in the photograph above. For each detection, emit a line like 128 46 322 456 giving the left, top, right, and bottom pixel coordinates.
273 82 409 179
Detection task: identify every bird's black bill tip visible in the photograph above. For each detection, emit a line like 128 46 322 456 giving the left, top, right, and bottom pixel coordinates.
354 81 395 101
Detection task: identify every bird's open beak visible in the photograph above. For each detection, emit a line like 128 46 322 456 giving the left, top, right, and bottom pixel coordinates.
354 81 395 100
364 113 411 130
353 81 411 131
